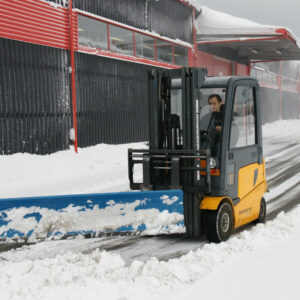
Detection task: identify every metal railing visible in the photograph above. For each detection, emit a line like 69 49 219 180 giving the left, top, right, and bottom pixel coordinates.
251 66 299 93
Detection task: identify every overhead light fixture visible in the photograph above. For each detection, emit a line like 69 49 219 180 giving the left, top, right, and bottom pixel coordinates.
111 37 124 42
143 46 154 50
78 28 85 32
276 50 282 55
251 49 259 54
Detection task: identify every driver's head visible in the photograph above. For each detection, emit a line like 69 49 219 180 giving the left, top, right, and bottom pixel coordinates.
208 94 222 113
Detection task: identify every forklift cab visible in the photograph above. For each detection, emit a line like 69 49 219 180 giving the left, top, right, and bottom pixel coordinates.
199 76 264 198
129 68 267 242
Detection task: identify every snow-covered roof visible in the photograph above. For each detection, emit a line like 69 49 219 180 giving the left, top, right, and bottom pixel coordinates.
195 7 300 63
196 7 283 37
178 0 201 11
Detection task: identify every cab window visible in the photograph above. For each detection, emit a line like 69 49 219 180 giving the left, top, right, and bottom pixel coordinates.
230 86 256 149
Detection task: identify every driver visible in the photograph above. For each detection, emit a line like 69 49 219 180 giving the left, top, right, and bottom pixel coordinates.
208 94 224 131
207 94 224 156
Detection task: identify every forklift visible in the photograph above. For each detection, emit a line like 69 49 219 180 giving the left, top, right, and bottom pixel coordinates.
129 68 268 243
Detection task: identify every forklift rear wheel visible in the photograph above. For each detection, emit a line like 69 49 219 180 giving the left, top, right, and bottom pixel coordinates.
204 202 234 243
254 197 266 224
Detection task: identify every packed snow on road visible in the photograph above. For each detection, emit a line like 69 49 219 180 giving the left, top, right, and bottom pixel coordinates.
1 119 300 300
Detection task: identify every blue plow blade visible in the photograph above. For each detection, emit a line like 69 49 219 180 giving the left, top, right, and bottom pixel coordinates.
0 190 184 240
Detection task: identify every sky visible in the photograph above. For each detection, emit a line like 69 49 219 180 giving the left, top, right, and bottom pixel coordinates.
198 0 300 39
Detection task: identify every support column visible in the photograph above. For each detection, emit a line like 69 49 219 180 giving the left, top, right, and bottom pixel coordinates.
279 61 282 120
69 0 78 153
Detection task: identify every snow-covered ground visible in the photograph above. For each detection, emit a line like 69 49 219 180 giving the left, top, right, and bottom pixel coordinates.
0 142 146 198
1 119 300 300
1 119 299 198
1 206 300 300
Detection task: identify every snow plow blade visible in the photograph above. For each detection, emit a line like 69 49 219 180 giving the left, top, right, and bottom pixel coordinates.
0 190 184 241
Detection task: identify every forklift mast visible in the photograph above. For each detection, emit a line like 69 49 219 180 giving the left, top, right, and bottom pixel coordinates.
129 68 210 237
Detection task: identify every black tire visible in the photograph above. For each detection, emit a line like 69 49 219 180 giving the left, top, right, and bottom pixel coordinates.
204 202 234 243
254 197 267 224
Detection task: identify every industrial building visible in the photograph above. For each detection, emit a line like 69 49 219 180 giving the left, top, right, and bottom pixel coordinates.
0 0 299 154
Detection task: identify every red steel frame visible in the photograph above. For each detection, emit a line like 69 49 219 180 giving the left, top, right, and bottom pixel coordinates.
69 0 78 152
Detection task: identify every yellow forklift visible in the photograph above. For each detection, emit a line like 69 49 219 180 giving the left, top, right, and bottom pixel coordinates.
129 68 268 242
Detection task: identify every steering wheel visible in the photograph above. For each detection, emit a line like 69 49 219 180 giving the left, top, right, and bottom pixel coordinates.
200 130 214 150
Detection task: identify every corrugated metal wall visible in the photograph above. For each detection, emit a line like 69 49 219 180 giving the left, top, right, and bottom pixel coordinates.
0 38 71 155
147 0 192 43
75 53 151 147
0 0 70 50
73 0 193 43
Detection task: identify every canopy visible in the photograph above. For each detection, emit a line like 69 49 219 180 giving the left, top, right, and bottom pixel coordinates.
195 7 300 63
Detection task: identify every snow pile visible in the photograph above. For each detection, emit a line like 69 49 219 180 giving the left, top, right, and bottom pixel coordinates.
0 142 146 198
1 205 300 300
262 119 300 139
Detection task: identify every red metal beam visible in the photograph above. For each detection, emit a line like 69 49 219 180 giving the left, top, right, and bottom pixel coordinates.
77 45 181 69
197 35 286 46
279 61 282 119
69 0 78 153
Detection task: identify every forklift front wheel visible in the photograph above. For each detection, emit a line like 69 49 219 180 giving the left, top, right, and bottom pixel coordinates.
204 202 234 243
254 197 267 224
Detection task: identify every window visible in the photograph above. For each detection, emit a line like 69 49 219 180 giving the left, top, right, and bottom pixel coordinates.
77 15 190 66
109 24 133 55
135 33 155 60
78 15 108 50
174 46 188 66
230 86 256 148
157 40 173 64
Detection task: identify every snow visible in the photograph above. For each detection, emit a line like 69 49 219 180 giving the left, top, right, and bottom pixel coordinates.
196 6 278 35
195 6 300 47
181 0 202 11
1 205 300 300
1 119 300 299
263 119 300 139
2 120 300 199
0 143 144 198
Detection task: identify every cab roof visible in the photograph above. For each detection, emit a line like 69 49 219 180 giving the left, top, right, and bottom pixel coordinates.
202 76 257 88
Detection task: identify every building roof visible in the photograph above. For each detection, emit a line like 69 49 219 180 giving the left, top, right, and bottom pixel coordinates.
178 0 201 11
195 7 300 63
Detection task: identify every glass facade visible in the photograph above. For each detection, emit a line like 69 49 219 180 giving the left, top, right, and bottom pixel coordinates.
78 15 108 50
174 45 188 66
109 24 134 55
156 39 173 64
135 32 155 60
77 14 190 66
